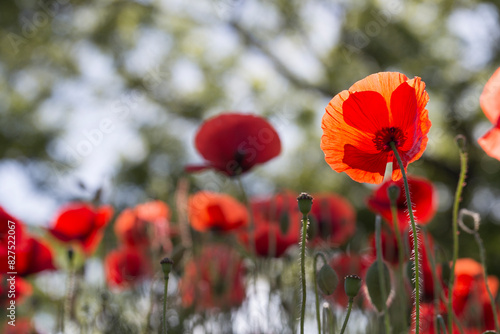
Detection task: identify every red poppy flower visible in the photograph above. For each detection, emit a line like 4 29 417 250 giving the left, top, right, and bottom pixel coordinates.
324 253 372 307
105 247 151 289
479 67 500 160
0 207 55 276
188 191 248 232
14 237 56 277
186 113 281 176
308 194 356 247
0 275 33 306
49 203 113 255
368 228 401 266
178 245 245 311
367 175 437 230
240 192 301 257
321 72 431 184
114 201 171 250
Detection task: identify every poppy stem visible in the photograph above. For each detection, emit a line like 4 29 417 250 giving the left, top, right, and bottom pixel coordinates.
300 213 309 334
375 215 392 334
422 229 441 334
389 142 420 334
437 315 448 334
339 297 354 334
447 140 467 333
313 252 328 334
160 258 173 334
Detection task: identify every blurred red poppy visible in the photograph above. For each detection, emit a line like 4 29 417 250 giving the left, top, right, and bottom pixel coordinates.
114 200 171 251
188 191 248 232
321 72 431 184
479 67 500 160
308 194 356 247
367 175 437 230
105 247 151 289
178 245 245 311
49 203 113 255
240 192 301 257
368 228 401 266
324 253 372 307
0 207 55 276
186 113 281 176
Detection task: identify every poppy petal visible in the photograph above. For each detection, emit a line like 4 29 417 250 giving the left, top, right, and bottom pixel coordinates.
480 67 500 124
342 144 389 184
343 91 390 134
349 72 409 107
478 125 500 161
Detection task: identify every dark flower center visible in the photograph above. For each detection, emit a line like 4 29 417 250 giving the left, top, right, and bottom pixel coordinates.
373 127 406 152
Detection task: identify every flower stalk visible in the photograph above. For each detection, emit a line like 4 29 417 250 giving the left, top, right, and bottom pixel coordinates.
390 142 420 334
297 192 313 334
447 136 468 333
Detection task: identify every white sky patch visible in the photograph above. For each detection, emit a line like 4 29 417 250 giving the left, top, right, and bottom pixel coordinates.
302 1 343 56
0 161 57 226
171 59 206 94
448 4 500 70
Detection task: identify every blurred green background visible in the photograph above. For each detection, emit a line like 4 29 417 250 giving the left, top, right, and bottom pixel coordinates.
1 0 500 275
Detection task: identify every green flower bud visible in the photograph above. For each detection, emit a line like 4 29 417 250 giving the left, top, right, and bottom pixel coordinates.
344 274 362 298
365 260 392 313
160 257 174 280
455 135 467 153
317 264 339 295
387 184 401 203
297 193 313 215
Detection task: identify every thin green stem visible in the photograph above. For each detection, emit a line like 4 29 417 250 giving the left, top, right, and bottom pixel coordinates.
237 177 256 260
375 216 391 334
474 232 500 333
447 147 467 333
300 213 309 334
437 315 448 334
163 276 170 334
314 253 328 334
340 297 354 334
390 142 420 334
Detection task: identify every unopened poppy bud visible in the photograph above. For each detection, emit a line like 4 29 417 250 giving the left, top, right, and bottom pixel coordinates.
344 274 362 298
387 184 400 203
297 193 313 215
481 331 497 334
317 264 339 295
160 257 174 280
455 135 467 153
365 260 392 313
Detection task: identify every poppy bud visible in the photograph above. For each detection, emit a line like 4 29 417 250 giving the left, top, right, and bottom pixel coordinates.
387 184 400 203
365 260 392 313
317 264 339 295
344 274 362 298
297 193 313 215
455 135 467 153
160 257 174 280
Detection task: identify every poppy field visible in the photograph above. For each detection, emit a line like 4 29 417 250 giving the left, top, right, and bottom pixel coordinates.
2 1 500 334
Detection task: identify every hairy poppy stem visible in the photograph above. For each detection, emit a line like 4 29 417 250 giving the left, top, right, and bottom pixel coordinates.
313 253 328 334
422 229 441 334
447 141 467 333
160 258 173 334
375 216 392 334
340 297 354 334
300 213 309 334
390 142 420 334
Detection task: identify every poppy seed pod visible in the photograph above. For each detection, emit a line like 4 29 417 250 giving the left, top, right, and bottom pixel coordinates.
387 184 400 203
365 260 393 313
160 257 174 280
297 193 313 215
344 275 362 298
317 265 339 295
